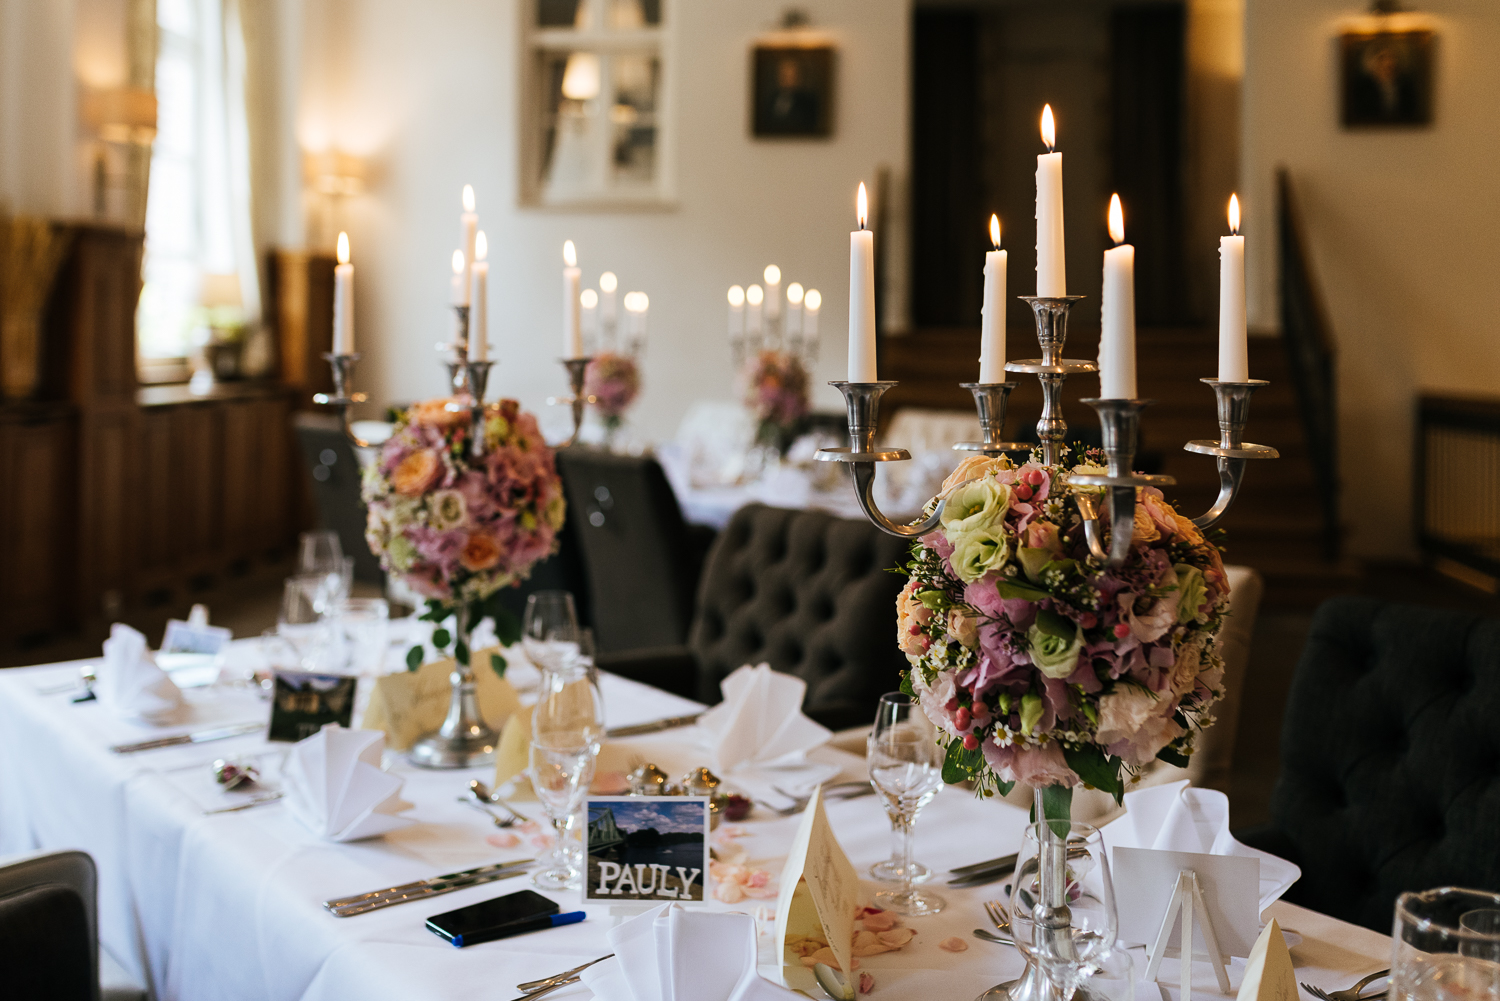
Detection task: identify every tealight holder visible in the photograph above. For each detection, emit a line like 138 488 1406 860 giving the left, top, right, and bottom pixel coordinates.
547 356 595 446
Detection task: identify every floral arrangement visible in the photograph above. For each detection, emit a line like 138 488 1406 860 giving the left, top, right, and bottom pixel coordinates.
743 349 810 449
362 397 566 665
897 450 1230 813
584 351 641 430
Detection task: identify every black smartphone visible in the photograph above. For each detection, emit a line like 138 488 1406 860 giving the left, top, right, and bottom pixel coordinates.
425 889 559 947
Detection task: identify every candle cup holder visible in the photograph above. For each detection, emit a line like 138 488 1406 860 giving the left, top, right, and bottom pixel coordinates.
953 382 1030 456
312 352 372 447
1069 399 1177 567
1007 296 1095 467
463 360 495 459
1183 378 1279 529
443 306 471 394
546 356 595 447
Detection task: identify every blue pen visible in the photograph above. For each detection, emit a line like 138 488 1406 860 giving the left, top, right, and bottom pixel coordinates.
449 910 586 948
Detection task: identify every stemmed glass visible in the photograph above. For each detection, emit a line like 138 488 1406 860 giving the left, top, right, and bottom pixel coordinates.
278 575 334 670
1009 820 1119 998
867 692 945 916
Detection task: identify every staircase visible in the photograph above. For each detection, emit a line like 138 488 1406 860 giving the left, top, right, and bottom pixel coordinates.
878 326 1358 607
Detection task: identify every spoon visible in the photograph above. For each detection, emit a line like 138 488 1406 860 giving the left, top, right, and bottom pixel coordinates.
469 779 527 825
458 796 515 828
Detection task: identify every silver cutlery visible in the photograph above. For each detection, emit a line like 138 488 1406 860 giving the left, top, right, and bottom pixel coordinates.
604 712 705 738
1301 971 1390 1001
765 781 875 815
951 852 1020 877
516 955 613 993
457 795 517 828
973 928 1016 946
949 844 1092 887
507 975 580 1001
204 793 283 815
468 779 527 824
984 900 1012 934
324 859 535 917
111 721 264 754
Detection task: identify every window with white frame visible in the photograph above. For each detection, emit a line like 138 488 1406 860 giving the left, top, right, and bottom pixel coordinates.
522 0 672 206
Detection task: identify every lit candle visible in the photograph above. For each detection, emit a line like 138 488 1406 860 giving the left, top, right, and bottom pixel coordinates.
746 283 764 337
763 264 782 322
450 250 465 307
786 281 805 339
1035 105 1066 297
581 287 599 346
727 285 745 340
458 185 477 306
562 240 582 359
469 231 489 361
332 231 354 355
804 288 821 340
625 291 649 346
1219 194 1248 382
599 271 618 331
848 182 877 381
979 214 1007 382
1099 194 1136 399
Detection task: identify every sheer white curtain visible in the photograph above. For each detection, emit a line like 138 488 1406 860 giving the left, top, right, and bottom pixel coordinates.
138 0 260 360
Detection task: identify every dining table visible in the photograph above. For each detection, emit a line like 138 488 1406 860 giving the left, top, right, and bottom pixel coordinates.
0 643 1394 1001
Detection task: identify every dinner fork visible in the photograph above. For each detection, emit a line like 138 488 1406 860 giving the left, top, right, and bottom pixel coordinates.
765 782 874 815
983 900 1012 935
516 954 613 993
1301 969 1390 1001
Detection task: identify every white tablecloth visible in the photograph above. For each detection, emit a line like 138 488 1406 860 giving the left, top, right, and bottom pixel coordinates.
0 655 1392 1001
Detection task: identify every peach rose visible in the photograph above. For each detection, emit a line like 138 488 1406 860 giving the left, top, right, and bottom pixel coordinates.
1172 512 1205 545
407 398 469 429
459 532 502 571
942 454 1007 494
392 450 442 496
1132 502 1161 543
896 581 934 657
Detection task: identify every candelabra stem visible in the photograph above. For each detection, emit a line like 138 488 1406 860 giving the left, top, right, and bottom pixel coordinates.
312 352 371 448
464 361 495 459
954 382 1030 456
548 356 594 447
1008 297 1094 467
409 604 498 769
1071 399 1176 568
1184 379 1279 530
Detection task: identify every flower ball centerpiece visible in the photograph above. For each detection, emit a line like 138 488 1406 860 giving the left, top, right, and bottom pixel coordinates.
363 396 566 665
584 351 641 434
898 449 1229 817
743 348 811 452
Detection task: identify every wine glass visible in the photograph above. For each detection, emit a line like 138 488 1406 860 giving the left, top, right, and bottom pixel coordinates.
1009 820 1119 996
529 631 604 891
867 692 945 916
298 530 344 574
278 575 333 670
522 591 583 675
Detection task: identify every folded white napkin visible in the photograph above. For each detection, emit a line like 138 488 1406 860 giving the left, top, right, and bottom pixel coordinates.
697 663 832 774
97 623 187 724
580 903 798 1001
281 725 413 842
1102 779 1300 912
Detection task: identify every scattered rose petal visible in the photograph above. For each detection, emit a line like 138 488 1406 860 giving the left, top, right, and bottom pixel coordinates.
939 936 969 952
862 910 898 931
876 928 917 948
517 820 542 835
591 771 630 795
859 972 876 994
485 832 521 849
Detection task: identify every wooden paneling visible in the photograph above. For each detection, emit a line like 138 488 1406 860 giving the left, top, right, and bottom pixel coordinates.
270 249 336 402
0 406 76 642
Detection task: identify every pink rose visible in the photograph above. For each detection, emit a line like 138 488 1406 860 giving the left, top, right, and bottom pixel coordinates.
985 741 1080 789
1117 591 1176 643
1024 519 1064 556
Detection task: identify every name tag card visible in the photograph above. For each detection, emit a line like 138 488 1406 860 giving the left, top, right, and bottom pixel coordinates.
1114 846 1261 959
775 786 860 994
584 797 711 908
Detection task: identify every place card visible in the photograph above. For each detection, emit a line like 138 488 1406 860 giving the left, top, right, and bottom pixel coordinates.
361 646 521 750
1237 919 1297 1001
1114 846 1261 958
269 671 357 742
775 786 860 988
492 706 535 798
583 797 711 906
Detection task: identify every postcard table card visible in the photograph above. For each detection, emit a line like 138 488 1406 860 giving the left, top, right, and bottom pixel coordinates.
584 797 711 907
1236 920 1297 1001
775 786 860 997
269 671 357 742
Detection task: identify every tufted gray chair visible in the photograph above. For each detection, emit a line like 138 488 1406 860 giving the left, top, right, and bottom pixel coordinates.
597 503 911 731
1237 595 1500 932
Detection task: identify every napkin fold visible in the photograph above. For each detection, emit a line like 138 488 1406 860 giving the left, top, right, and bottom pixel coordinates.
97 623 187 724
1102 779 1300 912
579 903 798 1001
281 725 414 841
697 663 831 774
360 647 521 750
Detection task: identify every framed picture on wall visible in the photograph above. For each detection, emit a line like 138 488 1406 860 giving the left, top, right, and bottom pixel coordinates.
751 44 835 138
1340 30 1434 127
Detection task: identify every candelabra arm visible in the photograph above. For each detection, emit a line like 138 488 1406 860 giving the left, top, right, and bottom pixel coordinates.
1183 379 1279 531
313 352 372 448
1070 399 1176 569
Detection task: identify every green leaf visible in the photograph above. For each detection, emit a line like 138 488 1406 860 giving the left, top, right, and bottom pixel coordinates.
491 605 522 648
899 672 916 698
941 738 986 786
1034 608 1075 640
995 779 1016 798
1063 745 1124 805
1156 744 1190 768
432 628 452 650
405 645 423 672
917 590 947 611
490 652 507 678
455 639 470 667
996 579 1052 602
1041 784 1073 836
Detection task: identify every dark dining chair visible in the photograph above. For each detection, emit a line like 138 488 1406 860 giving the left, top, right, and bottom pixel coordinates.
291 413 384 585
1236 596 1500 932
0 849 147 1001
597 503 910 731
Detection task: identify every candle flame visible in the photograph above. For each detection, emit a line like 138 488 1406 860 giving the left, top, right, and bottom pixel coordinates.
599 270 617 292
336 231 349 265
1228 193 1241 235
626 292 648 312
580 288 598 309
804 289 821 311
1108 194 1125 245
475 231 488 261
988 213 1001 250
764 264 781 285
451 249 464 274
787 282 804 305
746 284 764 306
856 182 868 230
1041 104 1056 151
728 285 745 307
462 184 475 212
563 240 577 267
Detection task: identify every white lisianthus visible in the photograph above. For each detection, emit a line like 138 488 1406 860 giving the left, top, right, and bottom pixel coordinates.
950 528 1011 583
941 477 1012 538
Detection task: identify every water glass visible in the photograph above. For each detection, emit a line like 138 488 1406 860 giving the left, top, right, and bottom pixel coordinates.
522 591 584 674
1009 820 1118 996
1393 888 1500 1001
298 530 344 574
278 575 332 669
867 692 945 916
530 650 605 891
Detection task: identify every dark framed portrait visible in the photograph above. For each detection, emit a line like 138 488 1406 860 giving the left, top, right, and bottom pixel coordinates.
752 44 835 138
1340 30 1434 127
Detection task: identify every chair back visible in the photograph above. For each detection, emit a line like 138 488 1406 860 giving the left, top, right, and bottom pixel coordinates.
1260 596 1500 930
557 447 709 653
0 849 99 1001
291 413 383 584
688 504 909 731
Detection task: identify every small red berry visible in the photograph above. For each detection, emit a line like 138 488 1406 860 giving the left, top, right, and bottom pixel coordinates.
1015 484 1033 501
1079 613 1097 629
962 733 980 751
944 698 959 713
1025 468 1047 486
955 707 972 730
1113 622 1131 639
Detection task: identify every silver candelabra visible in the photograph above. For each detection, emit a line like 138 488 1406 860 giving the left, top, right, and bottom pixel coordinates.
547 356 596 447
817 296 1278 567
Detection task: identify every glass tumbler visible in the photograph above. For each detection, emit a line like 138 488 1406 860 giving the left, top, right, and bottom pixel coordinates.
1393 887 1500 1001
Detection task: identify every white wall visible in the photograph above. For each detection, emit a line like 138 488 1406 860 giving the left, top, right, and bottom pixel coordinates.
298 0 912 443
0 0 79 216
1242 0 1500 561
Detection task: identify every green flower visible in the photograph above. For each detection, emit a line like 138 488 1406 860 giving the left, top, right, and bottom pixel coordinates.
941 477 1012 537
1026 615 1083 679
386 534 418 573
1173 563 1208 623
1019 692 1044 734
950 528 1010 583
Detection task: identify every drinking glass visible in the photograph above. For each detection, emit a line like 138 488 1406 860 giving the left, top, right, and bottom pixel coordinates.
1393 888 1500 1001
333 597 390 674
298 530 344 574
529 640 604 891
1009 820 1119 997
867 692 945 916
1076 945 1138 1001
278 575 332 670
523 591 584 674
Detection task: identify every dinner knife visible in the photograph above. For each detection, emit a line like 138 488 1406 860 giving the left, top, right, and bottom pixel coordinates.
324 859 536 917
604 712 704 738
110 721 265 754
